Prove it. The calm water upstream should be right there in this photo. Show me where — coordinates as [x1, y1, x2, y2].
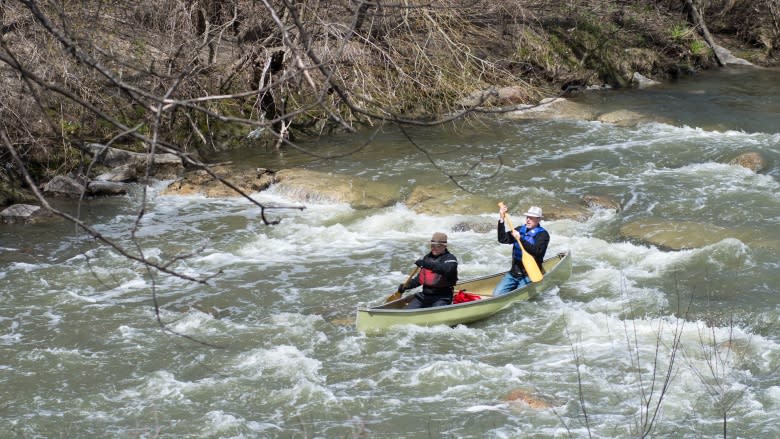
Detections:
[1, 66, 779, 438]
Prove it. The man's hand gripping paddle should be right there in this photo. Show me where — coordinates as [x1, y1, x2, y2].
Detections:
[384, 266, 421, 303]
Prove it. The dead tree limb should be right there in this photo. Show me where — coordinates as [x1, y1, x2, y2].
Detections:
[684, 0, 724, 66]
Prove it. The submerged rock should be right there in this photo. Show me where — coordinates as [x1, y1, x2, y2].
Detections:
[727, 151, 766, 173]
[451, 221, 495, 233]
[503, 388, 556, 409]
[405, 185, 498, 215]
[619, 218, 730, 250]
[505, 97, 598, 121]
[597, 109, 650, 126]
[621, 216, 775, 251]
[162, 165, 276, 197]
[274, 168, 399, 209]
[582, 194, 622, 211]
[543, 204, 592, 222]
[328, 317, 355, 326]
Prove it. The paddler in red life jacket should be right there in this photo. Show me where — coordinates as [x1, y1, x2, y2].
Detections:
[398, 232, 459, 309]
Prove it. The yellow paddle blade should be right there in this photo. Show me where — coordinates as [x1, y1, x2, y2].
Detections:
[522, 251, 544, 282]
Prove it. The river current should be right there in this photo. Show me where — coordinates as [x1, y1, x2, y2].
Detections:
[1, 66, 779, 438]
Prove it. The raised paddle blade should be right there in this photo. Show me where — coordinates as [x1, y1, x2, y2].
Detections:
[498, 202, 544, 282]
[384, 266, 421, 303]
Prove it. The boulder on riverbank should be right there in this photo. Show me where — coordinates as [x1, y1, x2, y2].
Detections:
[85, 144, 183, 180]
[631, 72, 662, 88]
[95, 164, 138, 182]
[0, 204, 54, 224]
[42, 175, 129, 198]
[43, 175, 86, 198]
[87, 181, 128, 196]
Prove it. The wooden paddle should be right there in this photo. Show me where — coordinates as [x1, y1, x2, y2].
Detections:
[384, 266, 421, 303]
[498, 202, 544, 282]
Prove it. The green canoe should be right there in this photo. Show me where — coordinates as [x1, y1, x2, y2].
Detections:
[355, 251, 571, 334]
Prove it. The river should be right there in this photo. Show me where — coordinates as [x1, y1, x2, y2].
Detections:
[1, 66, 778, 438]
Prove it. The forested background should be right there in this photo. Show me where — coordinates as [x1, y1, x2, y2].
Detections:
[1, 0, 778, 205]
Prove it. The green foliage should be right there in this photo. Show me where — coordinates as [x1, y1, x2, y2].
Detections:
[131, 38, 146, 57]
[690, 39, 710, 57]
[60, 119, 80, 137]
[671, 23, 694, 43]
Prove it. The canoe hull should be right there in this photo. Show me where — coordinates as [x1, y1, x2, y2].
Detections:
[355, 251, 571, 334]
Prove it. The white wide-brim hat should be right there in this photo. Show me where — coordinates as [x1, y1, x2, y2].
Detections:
[523, 206, 543, 218]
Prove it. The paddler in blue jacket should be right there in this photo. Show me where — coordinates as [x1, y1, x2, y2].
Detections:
[494, 205, 549, 295]
[398, 232, 458, 308]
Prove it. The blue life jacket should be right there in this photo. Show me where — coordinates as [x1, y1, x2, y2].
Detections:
[512, 225, 547, 261]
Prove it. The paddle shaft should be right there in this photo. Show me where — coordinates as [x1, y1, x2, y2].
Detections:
[401, 266, 421, 289]
[498, 202, 544, 282]
[384, 266, 421, 303]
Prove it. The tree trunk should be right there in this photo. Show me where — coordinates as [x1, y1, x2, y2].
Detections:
[684, 0, 724, 66]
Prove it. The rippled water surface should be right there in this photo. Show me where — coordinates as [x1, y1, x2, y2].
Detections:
[1, 66, 779, 438]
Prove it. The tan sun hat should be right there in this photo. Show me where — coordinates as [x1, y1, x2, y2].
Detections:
[523, 206, 543, 218]
[430, 232, 448, 245]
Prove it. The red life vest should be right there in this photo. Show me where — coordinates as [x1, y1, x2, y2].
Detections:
[418, 267, 450, 289]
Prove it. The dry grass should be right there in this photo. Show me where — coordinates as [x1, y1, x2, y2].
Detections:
[1, 0, 775, 183]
